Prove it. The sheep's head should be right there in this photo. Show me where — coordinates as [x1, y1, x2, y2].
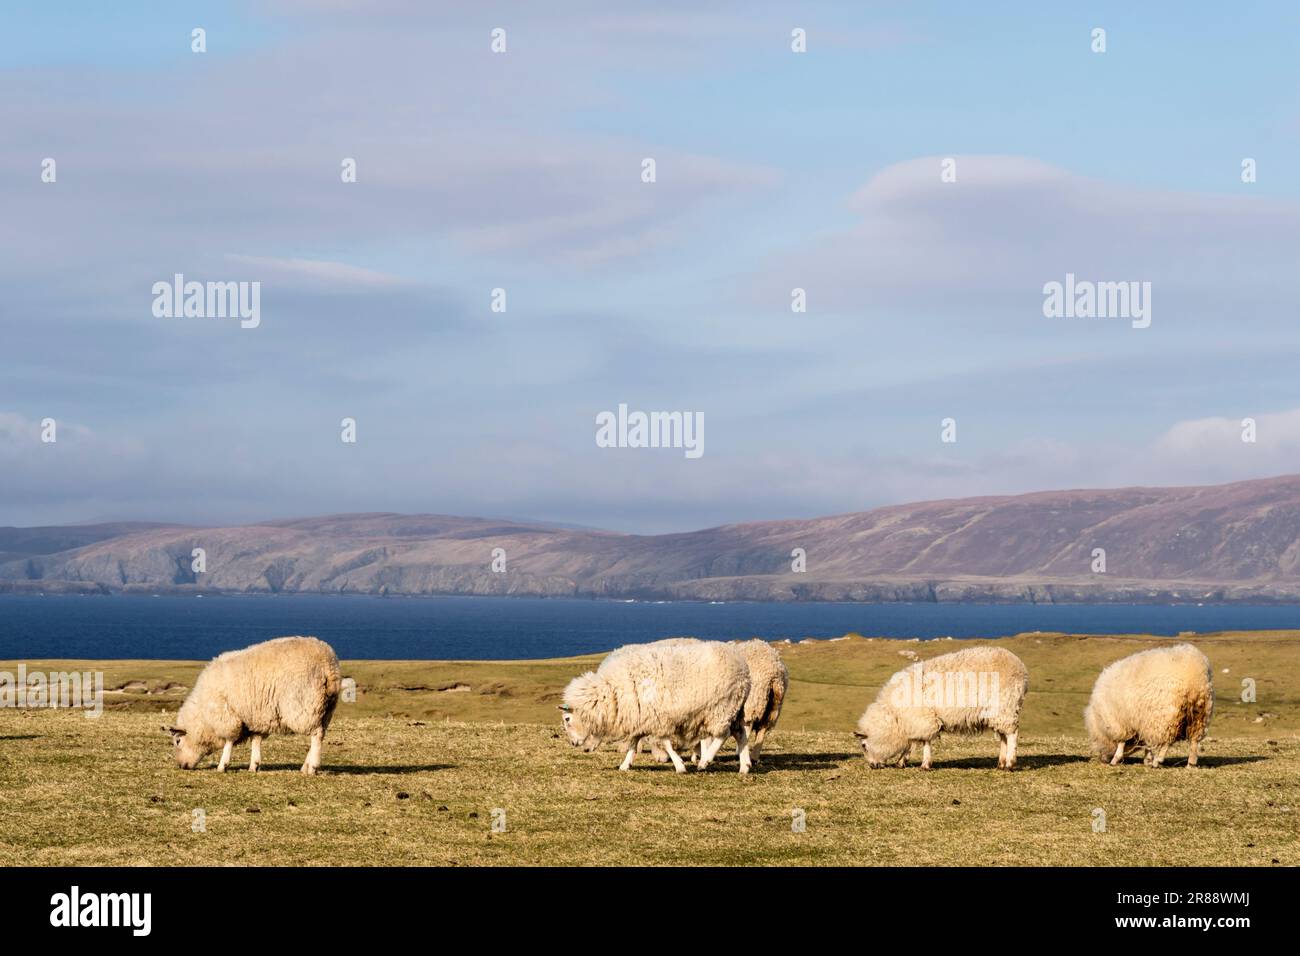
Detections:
[559, 673, 604, 751]
[1082, 705, 1115, 762]
[163, 725, 208, 770]
[558, 705, 600, 751]
[854, 703, 907, 768]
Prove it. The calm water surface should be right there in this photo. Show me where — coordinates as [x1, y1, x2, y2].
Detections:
[0, 594, 1297, 659]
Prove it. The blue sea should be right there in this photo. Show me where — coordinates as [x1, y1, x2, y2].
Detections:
[0, 594, 1297, 660]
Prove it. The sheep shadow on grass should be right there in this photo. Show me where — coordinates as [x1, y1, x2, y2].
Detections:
[995, 753, 1092, 770]
[254, 763, 455, 775]
[1092, 753, 1269, 769]
[873, 754, 1093, 771]
[699, 751, 857, 773]
[1175, 754, 1269, 768]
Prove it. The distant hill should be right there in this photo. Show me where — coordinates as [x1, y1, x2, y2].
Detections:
[7, 476, 1300, 602]
[0, 522, 184, 566]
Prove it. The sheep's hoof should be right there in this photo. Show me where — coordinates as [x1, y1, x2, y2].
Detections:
[301, 764, 317, 776]
[674, 765, 687, 774]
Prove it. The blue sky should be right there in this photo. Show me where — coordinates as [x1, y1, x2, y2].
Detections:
[4, 1, 1300, 532]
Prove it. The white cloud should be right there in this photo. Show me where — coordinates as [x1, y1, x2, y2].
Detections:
[756, 155, 1300, 326]
[1154, 408, 1300, 476]
[223, 255, 412, 289]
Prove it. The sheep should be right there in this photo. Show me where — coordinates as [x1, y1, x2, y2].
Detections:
[163, 636, 342, 775]
[560, 637, 752, 774]
[854, 645, 1029, 770]
[649, 638, 789, 765]
[1083, 643, 1213, 768]
[740, 639, 790, 758]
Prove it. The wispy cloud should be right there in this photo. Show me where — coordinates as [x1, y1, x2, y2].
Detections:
[223, 255, 412, 288]
[753, 155, 1300, 321]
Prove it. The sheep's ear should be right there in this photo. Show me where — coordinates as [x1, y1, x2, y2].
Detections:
[557, 704, 571, 712]
[162, 725, 185, 737]
[852, 731, 867, 739]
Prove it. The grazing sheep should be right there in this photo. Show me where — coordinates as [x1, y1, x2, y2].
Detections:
[1084, 643, 1213, 768]
[854, 646, 1029, 770]
[560, 638, 752, 774]
[649, 638, 789, 765]
[163, 636, 342, 775]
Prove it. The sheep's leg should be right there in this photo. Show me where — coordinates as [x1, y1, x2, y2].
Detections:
[735, 725, 752, 775]
[216, 739, 233, 773]
[1187, 738, 1199, 768]
[661, 740, 688, 774]
[756, 693, 783, 759]
[649, 739, 670, 764]
[749, 725, 765, 762]
[618, 742, 638, 771]
[920, 741, 933, 771]
[696, 736, 725, 770]
[1109, 741, 1126, 766]
[1003, 731, 1018, 771]
[1149, 743, 1169, 768]
[301, 728, 323, 775]
[248, 735, 262, 773]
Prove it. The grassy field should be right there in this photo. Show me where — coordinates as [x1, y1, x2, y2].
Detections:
[1, 631, 1297, 866]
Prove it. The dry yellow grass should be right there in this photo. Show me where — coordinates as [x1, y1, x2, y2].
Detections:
[1, 631, 1296, 865]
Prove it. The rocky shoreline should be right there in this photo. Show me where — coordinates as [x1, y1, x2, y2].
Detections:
[6, 575, 1300, 605]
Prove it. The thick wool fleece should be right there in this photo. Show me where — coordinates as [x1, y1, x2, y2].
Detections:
[737, 639, 788, 750]
[649, 639, 789, 761]
[855, 645, 1029, 768]
[176, 636, 342, 752]
[563, 638, 750, 750]
[1083, 643, 1213, 766]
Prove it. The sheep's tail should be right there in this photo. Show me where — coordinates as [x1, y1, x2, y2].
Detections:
[1178, 683, 1214, 743]
[319, 662, 343, 732]
[752, 674, 787, 748]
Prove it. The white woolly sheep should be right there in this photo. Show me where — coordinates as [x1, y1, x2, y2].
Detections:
[854, 645, 1029, 770]
[164, 636, 342, 775]
[1083, 643, 1213, 768]
[650, 638, 789, 765]
[560, 638, 752, 774]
